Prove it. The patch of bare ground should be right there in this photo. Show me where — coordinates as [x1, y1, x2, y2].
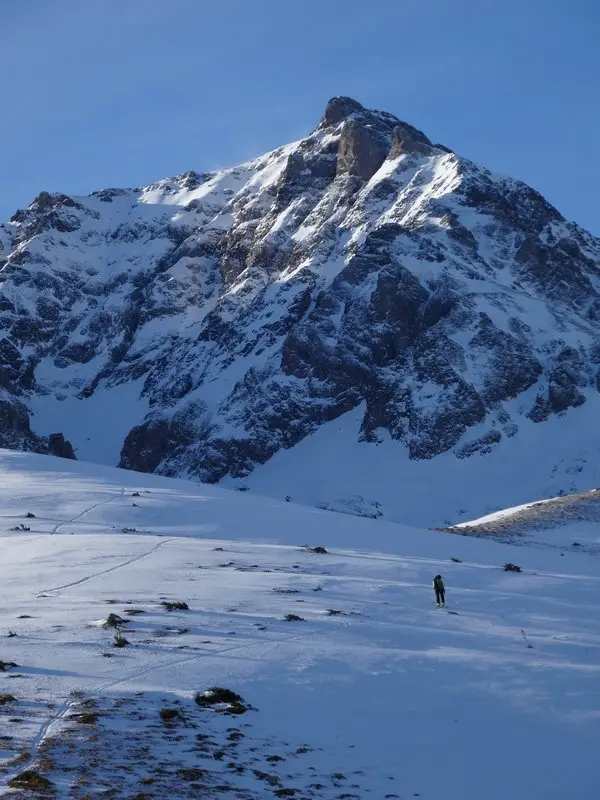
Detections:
[436, 488, 600, 550]
[23, 691, 385, 798]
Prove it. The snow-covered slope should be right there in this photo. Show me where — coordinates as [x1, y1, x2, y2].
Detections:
[223, 397, 600, 527]
[2, 96, 600, 524]
[0, 450, 599, 798]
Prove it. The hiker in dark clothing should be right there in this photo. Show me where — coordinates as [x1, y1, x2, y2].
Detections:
[433, 574, 445, 607]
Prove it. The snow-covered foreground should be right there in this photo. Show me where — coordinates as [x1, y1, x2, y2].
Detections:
[0, 451, 599, 798]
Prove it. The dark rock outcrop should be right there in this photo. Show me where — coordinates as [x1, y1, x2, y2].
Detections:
[0, 395, 46, 453]
[47, 433, 76, 460]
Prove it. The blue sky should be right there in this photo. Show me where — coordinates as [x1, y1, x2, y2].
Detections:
[1, 0, 598, 233]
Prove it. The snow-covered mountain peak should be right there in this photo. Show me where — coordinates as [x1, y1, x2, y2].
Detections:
[1, 99, 600, 526]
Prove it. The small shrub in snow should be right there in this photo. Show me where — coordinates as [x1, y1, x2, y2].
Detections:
[0, 694, 16, 705]
[132, 492, 140, 497]
[122, 527, 137, 533]
[25, 512, 36, 519]
[162, 600, 189, 612]
[76, 712, 99, 724]
[503, 563, 522, 572]
[0, 660, 18, 671]
[10, 524, 30, 532]
[195, 687, 248, 715]
[284, 614, 305, 622]
[159, 707, 181, 723]
[8, 771, 53, 792]
[451, 557, 463, 563]
[196, 687, 241, 705]
[253, 769, 280, 786]
[7, 631, 17, 638]
[306, 545, 328, 554]
[178, 768, 205, 781]
[104, 613, 126, 628]
[113, 633, 130, 648]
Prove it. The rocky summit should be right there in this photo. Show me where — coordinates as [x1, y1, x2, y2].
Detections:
[1, 97, 600, 524]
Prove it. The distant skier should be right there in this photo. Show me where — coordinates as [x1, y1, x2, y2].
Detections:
[433, 574, 445, 607]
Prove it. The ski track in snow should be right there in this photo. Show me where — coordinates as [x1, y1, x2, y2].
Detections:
[51, 491, 121, 534]
[37, 538, 172, 595]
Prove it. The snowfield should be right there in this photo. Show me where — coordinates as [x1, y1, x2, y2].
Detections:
[0, 450, 599, 798]
[223, 399, 600, 528]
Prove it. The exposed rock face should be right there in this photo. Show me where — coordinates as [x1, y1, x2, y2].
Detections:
[337, 119, 390, 181]
[47, 433, 76, 460]
[389, 124, 436, 158]
[0, 395, 40, 451]
[0, 97, 600, 493]
[0, 393, 74, 459]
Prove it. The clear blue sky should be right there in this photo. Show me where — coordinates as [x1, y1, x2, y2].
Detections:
[1, 0, 598, 234]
